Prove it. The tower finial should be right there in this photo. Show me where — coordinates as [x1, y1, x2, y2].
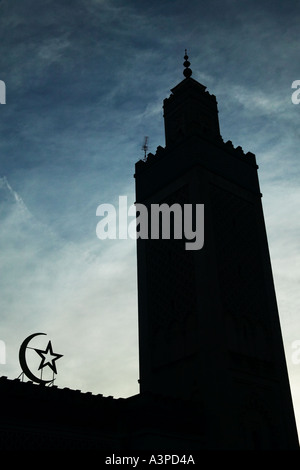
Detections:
[183, 49, 192, 78]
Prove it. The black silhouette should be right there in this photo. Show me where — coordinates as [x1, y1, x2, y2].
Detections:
[0, 52, 298, 451]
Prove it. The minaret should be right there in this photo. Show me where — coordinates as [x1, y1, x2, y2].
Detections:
[134, 52, 299, 449]
[163, 50, 221, 148]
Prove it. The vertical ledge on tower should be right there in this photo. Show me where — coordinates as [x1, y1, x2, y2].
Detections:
[163, 50, 221, 148]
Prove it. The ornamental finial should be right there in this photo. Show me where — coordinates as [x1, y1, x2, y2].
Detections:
[183, 49, 192, 78]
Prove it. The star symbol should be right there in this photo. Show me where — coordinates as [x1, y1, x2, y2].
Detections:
[34, 340, 63, 375]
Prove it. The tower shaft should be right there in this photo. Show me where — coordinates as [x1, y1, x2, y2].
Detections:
[134, 55, 298, 449]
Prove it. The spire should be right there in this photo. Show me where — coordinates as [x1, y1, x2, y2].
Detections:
[183, 49, 192, 78]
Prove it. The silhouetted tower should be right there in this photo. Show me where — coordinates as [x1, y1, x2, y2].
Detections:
[134, 52, 299, 449]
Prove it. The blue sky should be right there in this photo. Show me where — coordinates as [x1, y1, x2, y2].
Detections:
[0, 0, 299, 435]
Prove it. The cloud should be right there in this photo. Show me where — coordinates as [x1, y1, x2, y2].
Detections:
[0, 0, 299, 435]
[0, 177, 139, 397]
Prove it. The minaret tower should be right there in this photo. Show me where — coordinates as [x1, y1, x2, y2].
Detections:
[134, 52, 298, 449]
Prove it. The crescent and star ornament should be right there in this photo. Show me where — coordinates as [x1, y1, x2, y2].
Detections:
[19, 332, 63, 384]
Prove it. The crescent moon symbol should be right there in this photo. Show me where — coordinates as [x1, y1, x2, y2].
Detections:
[19, 333, 53, 384]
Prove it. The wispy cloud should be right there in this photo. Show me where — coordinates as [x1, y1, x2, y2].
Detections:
[0, 0, 299, 433]
[0, 177, 138, 397]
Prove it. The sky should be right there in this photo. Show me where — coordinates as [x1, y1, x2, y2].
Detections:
[0, 0, 299, 436]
